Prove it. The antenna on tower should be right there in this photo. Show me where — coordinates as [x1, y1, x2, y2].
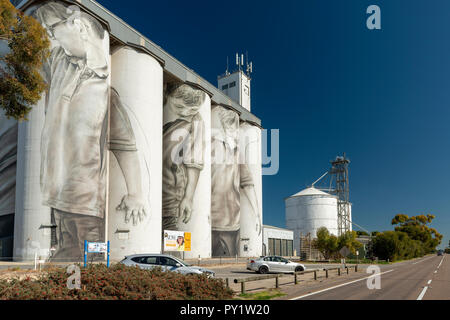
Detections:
[226, 56, 230, 75]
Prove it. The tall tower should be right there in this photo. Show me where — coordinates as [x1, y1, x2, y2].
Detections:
[218, 53, 253, 112]
[329, 154, 352, 236]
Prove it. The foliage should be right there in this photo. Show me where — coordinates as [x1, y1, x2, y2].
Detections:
[0, 0, 50, 120]
[371, 214, 442, 262]
[392, 214, 443, 254]
[238, 290, 286, 300]
[445, 248, 450, 255]
[315, 227, 362, 260]
[356, 231, 369, 237]
[0, 264, 233, 300]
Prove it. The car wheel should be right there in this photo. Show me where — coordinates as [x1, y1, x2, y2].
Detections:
[295, 266, 304, 272]
[259, 266, 269, 274]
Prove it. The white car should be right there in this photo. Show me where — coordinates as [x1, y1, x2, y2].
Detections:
[120, 254, 215, 277]
[247, 256, 306, 274]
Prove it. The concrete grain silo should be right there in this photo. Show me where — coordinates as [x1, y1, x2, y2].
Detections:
[285, 187, 338, 256]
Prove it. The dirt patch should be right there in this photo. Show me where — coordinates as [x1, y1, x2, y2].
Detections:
[0, 269, 42, 282]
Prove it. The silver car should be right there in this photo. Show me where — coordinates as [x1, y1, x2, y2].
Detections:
[247, 256, 306, 274]
[120, 254, 215, 277]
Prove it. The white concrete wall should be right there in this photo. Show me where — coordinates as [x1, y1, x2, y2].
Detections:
[108, 46, 163, 260]
[13, 98, 52, 261]
[183, 95, 211, 259]
[239, 122, 262, 257]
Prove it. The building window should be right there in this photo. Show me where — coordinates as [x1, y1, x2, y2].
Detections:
[222, 84, 228, 90]
[229, 81, 236, 88]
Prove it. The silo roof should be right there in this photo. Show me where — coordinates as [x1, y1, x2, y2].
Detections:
[288, 187, 334, 198]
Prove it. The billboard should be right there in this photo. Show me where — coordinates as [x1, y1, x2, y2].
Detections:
[164, 231, 191, 252]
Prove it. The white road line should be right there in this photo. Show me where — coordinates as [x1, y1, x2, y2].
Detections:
[427, 280, 432, 285]
[290, 269, 395, 300]
[438, 256, 444, 268]
[412, 256, 434, 265]
[417, 286, 429, 300]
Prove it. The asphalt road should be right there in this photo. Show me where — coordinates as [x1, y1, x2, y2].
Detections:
[284, 254, 448, 300]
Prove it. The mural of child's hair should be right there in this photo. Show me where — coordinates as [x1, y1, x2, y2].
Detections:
[164, 82, 206, 107]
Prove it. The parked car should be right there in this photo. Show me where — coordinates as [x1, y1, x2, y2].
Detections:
[120, 254, 215, 277]
[247, 256, 306, 274]
[437, 250, 444, 256]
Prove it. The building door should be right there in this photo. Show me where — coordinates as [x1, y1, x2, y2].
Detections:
[0, 214, 14, 261]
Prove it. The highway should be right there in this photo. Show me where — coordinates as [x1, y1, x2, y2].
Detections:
[285, 255, 449, 300]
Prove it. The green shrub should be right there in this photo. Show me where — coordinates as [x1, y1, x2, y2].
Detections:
[0, 264, 233, 300]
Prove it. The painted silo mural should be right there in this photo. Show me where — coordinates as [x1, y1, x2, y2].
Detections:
[6, 0, 263, 262]
[162, 82, 212, 258]
[18, 1, 111, 261]
[108, 46, 163, 260]
[211, 105, 260, 257]
[239, 122, 263, 257]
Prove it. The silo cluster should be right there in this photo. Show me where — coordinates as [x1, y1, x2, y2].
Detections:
[0, 0, 263, 262]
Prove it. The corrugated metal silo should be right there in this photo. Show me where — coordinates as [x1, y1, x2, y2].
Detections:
[285, 187, 338, 256]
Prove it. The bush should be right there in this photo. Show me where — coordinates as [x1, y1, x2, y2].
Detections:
[371, 231, 426, 262]
[0, 264, 233, 300]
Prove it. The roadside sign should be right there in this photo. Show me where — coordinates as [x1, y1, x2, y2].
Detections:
[340, 246, 351, 257]
[84, 241, 110, 268]
[87, 242, 108, 253]
[164, 230, 191, 252]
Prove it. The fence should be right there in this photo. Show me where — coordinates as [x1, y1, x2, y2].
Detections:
[232, 265, 359, 294]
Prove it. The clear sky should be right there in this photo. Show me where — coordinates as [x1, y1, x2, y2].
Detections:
[97, 0, 450, 249]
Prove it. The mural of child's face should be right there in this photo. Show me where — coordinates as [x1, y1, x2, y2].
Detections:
[219, 109, 239, 139]
[166, 85, 205, 118]
[52, 16, 87, 58]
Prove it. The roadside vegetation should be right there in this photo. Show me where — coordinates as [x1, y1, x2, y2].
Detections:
[314, 214, 442, 263]
[370, 214, 442, 262]
[0, 264, 233, 300]
[237, 289, 286, 300]
[314, 228, 362, 260]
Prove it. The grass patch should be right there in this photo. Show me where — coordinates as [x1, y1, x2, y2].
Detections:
[237, 289, 286, 300]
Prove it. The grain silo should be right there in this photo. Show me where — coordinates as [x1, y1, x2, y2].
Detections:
[285, 187, 338, 257]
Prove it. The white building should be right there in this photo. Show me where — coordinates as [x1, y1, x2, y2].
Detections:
[263, 225, 294, 257]
[218, 69, 252, 112]
[0, 0, 263, 262]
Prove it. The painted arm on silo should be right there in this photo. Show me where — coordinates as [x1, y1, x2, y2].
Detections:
[180, 115, 204, 225]
[240, 164, 261, 236]
[110, 88, 146, 226]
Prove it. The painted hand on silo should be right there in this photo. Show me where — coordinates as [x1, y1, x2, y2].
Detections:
[117, 194, 147, 226]
[179, 197, 193, 225]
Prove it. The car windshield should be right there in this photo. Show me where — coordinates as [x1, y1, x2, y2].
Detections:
[173, 257, 189, 267]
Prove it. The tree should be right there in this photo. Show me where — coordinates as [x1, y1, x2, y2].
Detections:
[0, 0, 50, 120]
[315, 227, 339, 260]
[392, 214, 443, 254]
[356, 231, 369, 237]
[338, 230, 363, 256]
[315, 227, 362, 260]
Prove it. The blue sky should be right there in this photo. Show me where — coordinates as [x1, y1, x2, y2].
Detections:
[97, 0, 450, 249]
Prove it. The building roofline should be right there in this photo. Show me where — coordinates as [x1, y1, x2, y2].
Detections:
[263, 225, 293, 232]
[17, 0, 261, 125]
